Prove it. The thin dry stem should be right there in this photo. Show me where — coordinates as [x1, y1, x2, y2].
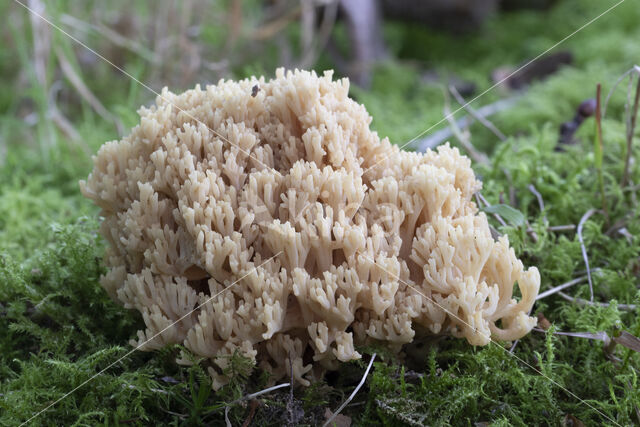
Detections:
[442, 87, 489, 164]
[602, 65, 640, 118]
[449, 84, 506, 141]
[225, 382, 291, 426]
[548, 224, 576, 232]
[557, 291, 637, 311]
[323, 353, 376, 427]
[54, 46, 124, 135]
[622, 74, 640, 187]
[476, 193, 507, 227]
[417, 97, 518, 152]
[536, 275, 588, 301]
[59, 14, 159, 64]
[577, 209, 601, 302]
[528, 184, 548, 225]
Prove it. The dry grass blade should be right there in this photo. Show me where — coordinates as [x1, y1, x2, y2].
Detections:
[622, 73, 640, 187]
[28, 0, 50, 87]
[613, 331, 640, 353]
[251, 6, 301, 41]
[577, 208, 601, 302]
[536, 275, 588, 301]
[224, 382, 290, 426]
[241, 400, 260, 427]
[300, 0, 338, 68]
[533, 327, 609, 341]
[54, 46, 124, 135]
[442, 87, 490, 164]
[556, 291, 637, 311]
[533, 328, 640, 355]
[323, 353, 376, 427]
[59, 13, 159, 64]
[602, 65, 640, 118]
[47, 80, 82, 144]
[548, 224, 576, 232]
[416, 97, 518, 152]
[475, 193, 507, 227]
[449, 84, 506, 141]
[27, 0, 54, 149]
[528, 184, 548, 225]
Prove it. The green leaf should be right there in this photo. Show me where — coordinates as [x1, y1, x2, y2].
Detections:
[480, 204, 526, 227]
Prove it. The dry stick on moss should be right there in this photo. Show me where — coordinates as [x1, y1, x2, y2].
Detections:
[594, 84, 609, 222]
[416, 97, 519, 152]
[323, 353, 377, 427]
[536, 275, 589, 301]
[503, 168, 517, 207]
[54, 46, 124, 136]
[474, 193, 503, 241]
[299, 0, 338, 68]
[577, 208, 601, 302]
[532, 327, 610, 341]
[528, 184, 548, 225]
[475, 193, 506, 226]
[556, 291, 637, 311]
[28, 0, 55, 149]
[59, 13, 160, 64]
[251, 5, 301, 40]
[548, 224, 576, 232]
[603, 65, 640, 118]
[241, 400, 260, 427]
[286, 356, 296, 425]
[622, 73, 640, 188]
[47, 81, 82, 145]
[224, 382, 291, 427]
[449, 85, 506, 141]
[442, 88, 490, 165]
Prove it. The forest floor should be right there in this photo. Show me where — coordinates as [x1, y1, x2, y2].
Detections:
[1, 0, 640, 425]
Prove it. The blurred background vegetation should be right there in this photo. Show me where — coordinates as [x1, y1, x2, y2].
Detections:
[1, 0, 640, 425]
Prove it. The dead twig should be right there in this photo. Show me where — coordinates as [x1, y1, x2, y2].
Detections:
[416, 96, 519, 152]
[556, 291, 637, 311]
[528, 184, 548, 225]
[533, 327, 609, 342]
[300, 0, 338, 68]
[548, 224, 576, 232]
[47, 80, 83, 145]
[449, 84, 506, 141]
[241, 400, 260, 427]
[536, 275, 588, 301]
[54, 46, 124, 135]
[224, 382, 291, 427]
[602, 65, 640, 118]
[250, 6, 301, 41]
[622, 73, 640, 188]
[59, 13, 159, 64]
[28, 0, 50, 88]
[475, 193, 507, 229]
[533, 327, 640, 354]
[28, 0, 55, 149]
[442, 88, 489, 165]
[323, 353, 376, 427]
[577, 209, 601, 302]
[502, 168, 517, 207]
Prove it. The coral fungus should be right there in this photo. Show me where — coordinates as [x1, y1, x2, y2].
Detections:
[81, 68, 539, 387]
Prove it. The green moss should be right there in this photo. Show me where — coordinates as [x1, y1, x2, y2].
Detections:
[2, 0, 640, 424]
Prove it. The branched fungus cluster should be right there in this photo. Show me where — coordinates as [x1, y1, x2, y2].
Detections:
[81, 69, 539, 387]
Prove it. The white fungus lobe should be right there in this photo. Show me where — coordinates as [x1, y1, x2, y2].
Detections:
[81, 68, 539, 388]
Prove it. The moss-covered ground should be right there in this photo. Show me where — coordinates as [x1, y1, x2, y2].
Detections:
[1, 0, 640, 425]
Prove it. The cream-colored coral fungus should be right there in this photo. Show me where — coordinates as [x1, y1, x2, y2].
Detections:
[81, 68, 539, 388]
